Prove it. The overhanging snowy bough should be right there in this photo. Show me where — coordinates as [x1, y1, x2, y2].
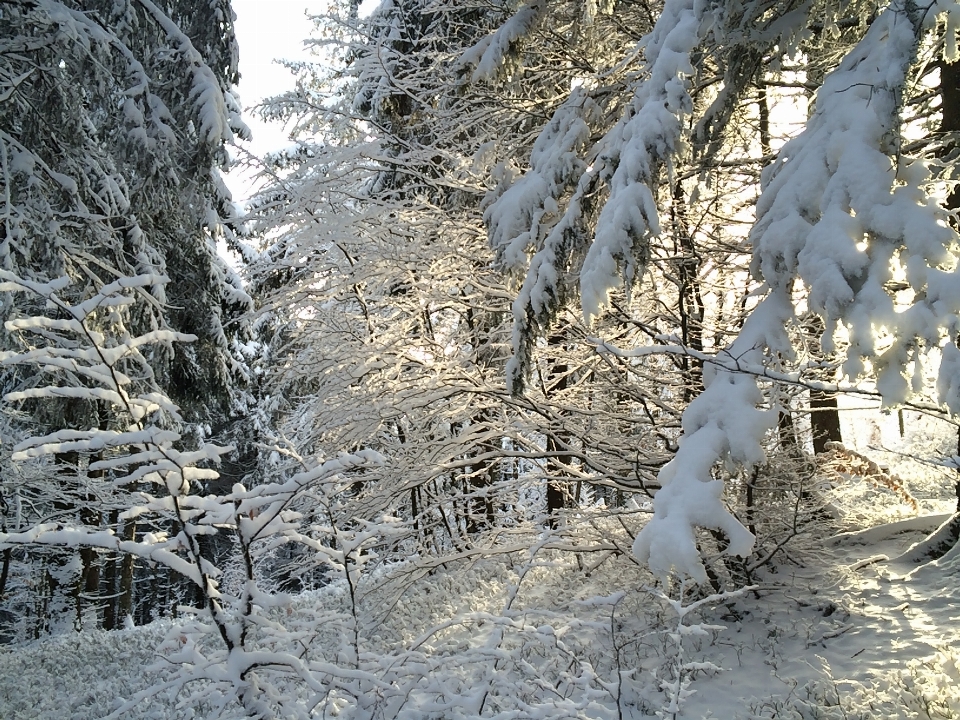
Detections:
[484, 0, 960, 582]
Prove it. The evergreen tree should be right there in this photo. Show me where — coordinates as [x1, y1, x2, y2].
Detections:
[0, 0, 251, 634]
[477, 0, 960, 582]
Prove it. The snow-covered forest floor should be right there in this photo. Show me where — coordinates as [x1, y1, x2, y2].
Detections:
[2, 411, 958, 720]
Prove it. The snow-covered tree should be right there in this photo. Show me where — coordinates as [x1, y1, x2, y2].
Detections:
[0, 0, 252, 633]
[251, 0, 771, 580]
[251, 0, 541, 548]
[479, 0, 960, 583]
[0, 0, 252, 423]
[0, 271, 398, 717]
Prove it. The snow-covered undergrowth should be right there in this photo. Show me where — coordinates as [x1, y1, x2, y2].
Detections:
[3, 445, 960, 720]
[0, 621, 174, 719]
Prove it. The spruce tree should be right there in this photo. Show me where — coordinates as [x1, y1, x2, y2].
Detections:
[0, 0, 251, 633]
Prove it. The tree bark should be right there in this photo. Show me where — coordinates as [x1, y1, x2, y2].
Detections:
[671, 182, 705, 402]
[0, 489, 10, 599]
[544, 345, 571, 527]
[118, 519, 136, 623]
[941, 58, 960, 210]
[810, 391, 843, 455]
[102, 509, 120, 630]
[943, 58, 960, 513]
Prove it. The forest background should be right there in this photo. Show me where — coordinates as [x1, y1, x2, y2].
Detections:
[3, 0, 960, 718]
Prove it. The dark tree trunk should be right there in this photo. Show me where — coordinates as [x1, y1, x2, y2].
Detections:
[0, 548, 9, 601]
[777, 405, 802, 457]
[811, 391, 843, 455]
[545, 434, 568, 528]
[466, 464, 496, 534]
[463, 415, 496, 536]
[118, 519, 136, 623]
[941, 58, 960, 210]
[102, 509, 120, 630]
[671, 182, 705, 402]
[943, 58, 960, 514]
[0, 489, 10, 599]
[802, 312, 842, 454]
[544, 346, 571, 527]
[78, 502, 102, 628]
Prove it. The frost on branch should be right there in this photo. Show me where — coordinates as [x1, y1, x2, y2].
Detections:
[1, 269, 399, 716]
[579, 0, 700, 323]
[486, 91, 597, 274]
[485, 92, 601, 392]
[0, 272, 226, 499]
[750, 1, 957, 401]
[0, 0, 252, 428]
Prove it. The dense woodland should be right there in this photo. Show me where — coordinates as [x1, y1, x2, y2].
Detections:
[3, 0, 960, 717]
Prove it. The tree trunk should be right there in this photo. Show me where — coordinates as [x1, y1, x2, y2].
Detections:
[465, 461, 496, 534]
[803, 313, 842, 454]
[0, 548, 9, 601]
[810, 391, 843, 455]
[543, 345, 572, 527]
[777, 404, 802, 457]
[0, 489, 10, 599]
[118, 519, 136, 623]
[102, 510, 120, 630]
[545, 434, 568, 528]
[943, 58, 960, 514]
[77, 504, 102, 628]
[941, 58, 960, 211]
[671, 182, 704, 402]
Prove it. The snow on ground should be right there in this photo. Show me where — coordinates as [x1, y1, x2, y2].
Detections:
[1, 449, 959, 719]
[680, 514, 960, 719]
[0, 621, 175, 719]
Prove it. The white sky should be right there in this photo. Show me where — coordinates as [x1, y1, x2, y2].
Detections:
[227, 0, 315, 199]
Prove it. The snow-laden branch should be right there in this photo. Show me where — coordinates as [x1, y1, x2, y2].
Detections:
[486, 90, 596, 274]
[633, 0, 958, 583]
[0, 524, 203, 586]
[132, 0, 241, 144]
[592, 336, 960, 419]
[633, 293, 793, 583]
[750, 1, 956, 401]
[458, 0, 547, 83]
[482, 0, 706, 392]
[580, 0, 701, 322]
